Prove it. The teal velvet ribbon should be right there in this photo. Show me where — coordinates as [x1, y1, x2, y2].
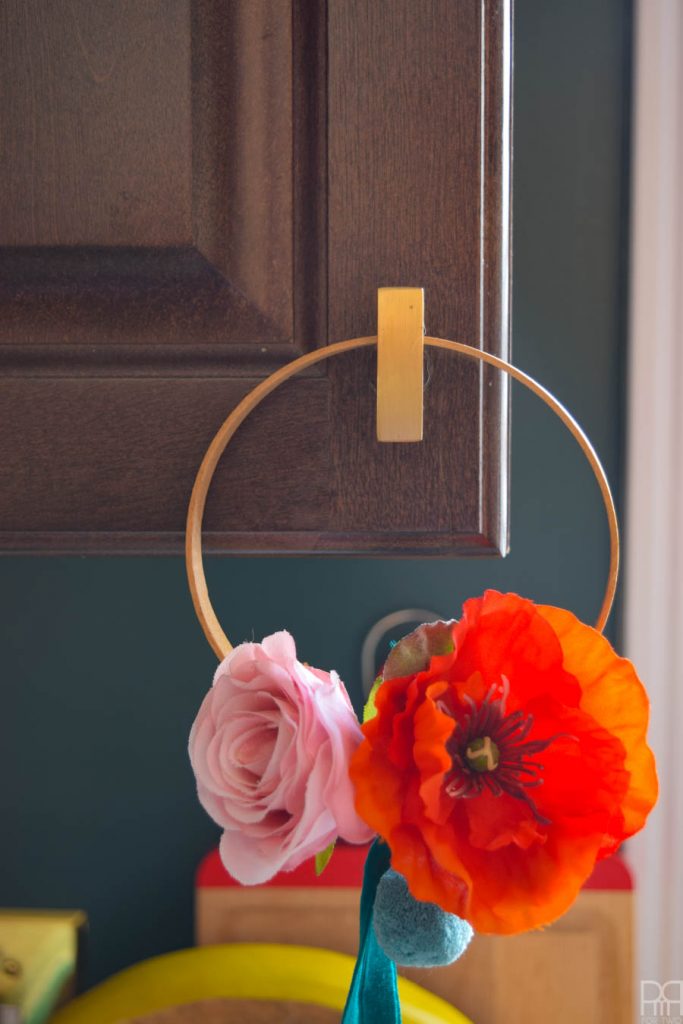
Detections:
[341, 839, 401, 1024]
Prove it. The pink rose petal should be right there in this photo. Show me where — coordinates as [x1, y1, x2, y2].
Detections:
[189, 631, 373, 883]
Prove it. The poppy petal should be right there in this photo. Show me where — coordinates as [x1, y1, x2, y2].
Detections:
[451, 591, 581, 709]
[538, 605, 658, 843]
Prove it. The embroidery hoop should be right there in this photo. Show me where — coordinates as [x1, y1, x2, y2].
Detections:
[185, 336, 619, 659]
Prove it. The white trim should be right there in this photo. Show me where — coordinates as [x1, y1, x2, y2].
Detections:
[625, 0, 683, 997]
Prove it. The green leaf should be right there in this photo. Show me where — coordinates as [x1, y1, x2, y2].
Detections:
[363, 675, 383, 723]
[315, 840, 336, 876]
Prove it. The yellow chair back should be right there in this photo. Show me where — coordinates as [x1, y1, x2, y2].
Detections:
[51, 943, 472, 1024]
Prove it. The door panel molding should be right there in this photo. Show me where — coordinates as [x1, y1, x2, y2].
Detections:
[0, 0, 511, 555]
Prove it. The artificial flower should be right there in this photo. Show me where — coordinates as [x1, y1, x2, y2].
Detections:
[189, 631, 372, 884]
[350, 590, 658, 934]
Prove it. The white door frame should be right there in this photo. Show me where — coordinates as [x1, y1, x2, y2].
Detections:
[625, 0, 683, 998]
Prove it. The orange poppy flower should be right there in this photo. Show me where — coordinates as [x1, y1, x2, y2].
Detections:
[350, 591, 657, 934]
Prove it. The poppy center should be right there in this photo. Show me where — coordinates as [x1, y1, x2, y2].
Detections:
[439, 677, 570, 826]
[465, 736, 500, 772]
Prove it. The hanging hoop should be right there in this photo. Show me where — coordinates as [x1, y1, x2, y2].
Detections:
[186, 338, 620, 659]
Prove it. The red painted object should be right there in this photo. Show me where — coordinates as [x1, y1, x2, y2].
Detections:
[196, 842, 632, 892]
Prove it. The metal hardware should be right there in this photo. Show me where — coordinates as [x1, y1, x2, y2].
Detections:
[376, 287, 425, 442]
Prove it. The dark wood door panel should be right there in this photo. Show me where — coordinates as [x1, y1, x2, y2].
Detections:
[0, 0, 511, 555]
[327, 0, 510, 548]
[2, 1, 193, 249]
[0, 377, 331, 544]
[0, 0, 311, 357]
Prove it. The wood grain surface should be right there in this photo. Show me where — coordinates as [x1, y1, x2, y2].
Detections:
[196, 888, 633, 1024]
[0, 0, 511, 553]
[120, 998, 339, 1024]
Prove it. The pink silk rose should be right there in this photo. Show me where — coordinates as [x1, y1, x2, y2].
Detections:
[189, 631, 373, 884]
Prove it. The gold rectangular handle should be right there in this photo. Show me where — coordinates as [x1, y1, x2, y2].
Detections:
[376, 287, 425, 442]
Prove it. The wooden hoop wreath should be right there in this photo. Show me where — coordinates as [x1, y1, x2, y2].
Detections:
[186, 338, 620, 660]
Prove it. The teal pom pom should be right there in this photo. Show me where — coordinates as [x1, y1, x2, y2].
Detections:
[373, 869, 473, 968]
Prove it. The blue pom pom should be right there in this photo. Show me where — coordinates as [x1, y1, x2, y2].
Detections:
[373, 869, 473, 968]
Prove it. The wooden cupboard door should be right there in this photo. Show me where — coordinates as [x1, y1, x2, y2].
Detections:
[0, 0, 511, 555]
[197, 888, 633, 1024]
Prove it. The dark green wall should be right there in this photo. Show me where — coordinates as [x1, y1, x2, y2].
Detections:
[1, 0, 632, 988]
